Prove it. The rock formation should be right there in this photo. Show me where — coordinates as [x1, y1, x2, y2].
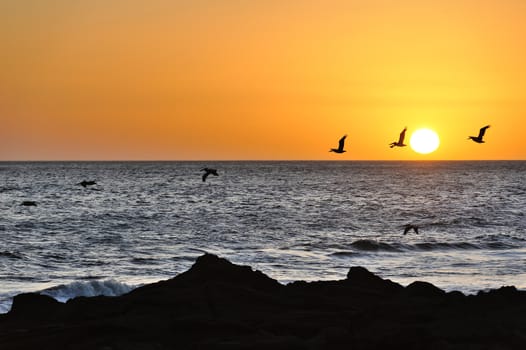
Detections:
[1, 254, 525, 349]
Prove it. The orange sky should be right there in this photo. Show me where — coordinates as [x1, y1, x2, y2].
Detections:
[1, 0, 525, 160]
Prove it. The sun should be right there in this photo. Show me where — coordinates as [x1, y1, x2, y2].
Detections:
[409, 128, 440, 154]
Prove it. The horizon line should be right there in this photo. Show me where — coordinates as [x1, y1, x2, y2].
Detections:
[1, 159, 524, 163]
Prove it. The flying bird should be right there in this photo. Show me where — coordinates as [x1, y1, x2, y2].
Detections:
[201, 168, 218, 182]
[329, 135, 347, 153]
[389, 127, 407, 148]
[20, 201, 37, 207]
[403, 224, 419, 235]
[468, 125, 490, 143]
[78, 180, 97, 188]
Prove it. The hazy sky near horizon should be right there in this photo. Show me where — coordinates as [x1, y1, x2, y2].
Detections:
[1, 0, 525, 160]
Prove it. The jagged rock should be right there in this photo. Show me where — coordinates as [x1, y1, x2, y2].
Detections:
[404, 281, 446, 298]
[477, 285, 520, 299]
[346, 266, 403, 295]
[1, 254, 525, 350]
[8, 293, 61, 320]
[175, 253, 283, 291]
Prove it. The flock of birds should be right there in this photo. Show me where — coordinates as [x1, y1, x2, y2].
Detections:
[330, 124, 491, 154]
[18, 125, 491, 235]
[328, 124, 491, 234]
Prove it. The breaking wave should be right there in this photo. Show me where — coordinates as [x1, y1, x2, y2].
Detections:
[0, 279, 138, 314]
[40, 279, 136, 303]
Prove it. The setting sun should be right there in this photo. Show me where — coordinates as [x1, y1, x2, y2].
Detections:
[410, 129, 440, 154]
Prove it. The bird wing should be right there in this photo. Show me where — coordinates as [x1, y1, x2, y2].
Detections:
[403, 226, 411, 235]
[398, 128, 407, 144]
[338, 135, 347, 151]
[414, 226, 419, 234]
[202, 172, 209, 182]
[478, 125, 490, 138]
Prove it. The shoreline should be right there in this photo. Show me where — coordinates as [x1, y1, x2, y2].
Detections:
[1, 254, 525, 349]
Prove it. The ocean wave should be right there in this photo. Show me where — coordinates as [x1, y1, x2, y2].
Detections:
[0, 251, 24, 260]
[0, 280, 137, 315]
[483, 242, 519, 250]
[345, 239, 519, 253]
[350, 240, 404, 252]
[0, 297, 13, 314]
[40, 279, 136, 303]
[414, 242, 479, 250]
[330, 251, 363, 257]
[475, 234, 526, 243]
[0, 186, 19, 192]
[415, 241, 518, 251]
[131, 257, 158, 265]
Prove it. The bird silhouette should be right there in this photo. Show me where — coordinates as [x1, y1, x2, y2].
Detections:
[389, 127, 407, 148]
[403, 224, 419, 235]
[201, 168, 218, 182]
[329, 135, 347, 153]
[78, 180, 97, 188]
[20, 201, 37, 207]
[468, 125, 490, 143]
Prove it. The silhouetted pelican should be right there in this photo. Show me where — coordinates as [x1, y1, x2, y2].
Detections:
[20, 201, 37, 207]
[201, 168, 218, 182]
[329, 135, 347, 153]
[403, 224, 419, 235]
[78, 180, 97, 188]
[468, 125, 490, 143]
[389, 127, 407, 148]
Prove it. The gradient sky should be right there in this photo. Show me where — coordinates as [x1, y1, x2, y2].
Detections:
[1, 0, 525, 160]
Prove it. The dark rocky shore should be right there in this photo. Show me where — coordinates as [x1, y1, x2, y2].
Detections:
[1, 254, 525, 349]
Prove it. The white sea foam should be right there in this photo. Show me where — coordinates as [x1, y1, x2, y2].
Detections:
[40, 279, 136, 303]
[0, 280, 137, 314]
[0, 297, 13, 314]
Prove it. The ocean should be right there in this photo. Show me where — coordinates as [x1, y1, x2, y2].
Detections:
[1, 161, 525, 313]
